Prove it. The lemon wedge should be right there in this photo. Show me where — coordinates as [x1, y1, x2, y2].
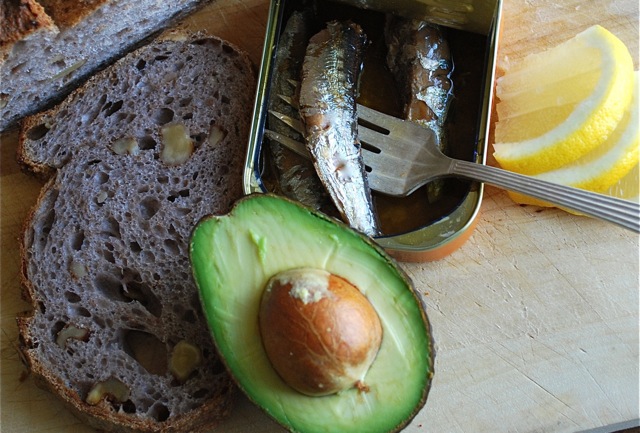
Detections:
[508, 71, 639, 207]
[493, 25, 635, 175]
[604, 163, 639, 202]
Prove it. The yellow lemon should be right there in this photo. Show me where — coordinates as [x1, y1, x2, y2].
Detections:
[508, 71, 639, 207]
[493, 25, 635, 175]
[604, 163, 639, 203]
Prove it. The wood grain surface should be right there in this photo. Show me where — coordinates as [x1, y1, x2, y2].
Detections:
[1, 0, 638, 432]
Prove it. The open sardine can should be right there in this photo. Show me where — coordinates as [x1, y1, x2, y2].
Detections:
[244, 0, 503, 262]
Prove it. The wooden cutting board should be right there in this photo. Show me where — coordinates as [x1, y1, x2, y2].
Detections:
[1, 0, 638, 432]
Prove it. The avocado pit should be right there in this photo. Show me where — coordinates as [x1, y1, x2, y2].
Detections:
[258, 268, 382, 396]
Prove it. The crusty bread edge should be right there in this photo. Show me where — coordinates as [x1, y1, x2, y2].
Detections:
[15, 29, 256, 433]
[38, 0, 112, 29]
[0, 0, 57, 57]
[16, 111, 59, 179]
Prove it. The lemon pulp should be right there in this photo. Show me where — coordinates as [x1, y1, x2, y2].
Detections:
[493, 25, 635, 175]
[508, 72, 639, 207]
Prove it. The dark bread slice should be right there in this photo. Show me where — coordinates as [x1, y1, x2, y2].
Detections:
[17, 31, 256, 433]
[0, 0, 214, 131]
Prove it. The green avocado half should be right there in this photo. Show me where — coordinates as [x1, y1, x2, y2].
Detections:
[190, 194, 434, 433]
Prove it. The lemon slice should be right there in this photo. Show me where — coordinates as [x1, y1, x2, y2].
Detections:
[508, 72, 639, 207]
[493, 25, 635, 175]
[604, 163, 639, 202]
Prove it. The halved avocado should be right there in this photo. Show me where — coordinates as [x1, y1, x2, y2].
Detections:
[190, 194, 434, 433]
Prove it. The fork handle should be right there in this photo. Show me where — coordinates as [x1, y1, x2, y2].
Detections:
[450, 159, 640, 233]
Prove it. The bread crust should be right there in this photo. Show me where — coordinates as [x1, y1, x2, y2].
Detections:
[0, 0, 56, 54]
[38, 0, 111, 28]
[17, 110, 58, 178]
[17, 31, 256, 433]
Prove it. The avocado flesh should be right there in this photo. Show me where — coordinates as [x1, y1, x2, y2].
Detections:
[190, 195, 434, 433]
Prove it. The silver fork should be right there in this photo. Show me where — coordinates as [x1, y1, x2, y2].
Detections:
[265, 101, 640, 233]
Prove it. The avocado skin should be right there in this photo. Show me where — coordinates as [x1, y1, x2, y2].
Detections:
[190, 194, 435, 433]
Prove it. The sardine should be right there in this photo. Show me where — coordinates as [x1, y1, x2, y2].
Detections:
[267, 10, 335, 214]
[385, 16, 453, 203]
[385, 16, 453, 135]
[299, 21, 380, 237]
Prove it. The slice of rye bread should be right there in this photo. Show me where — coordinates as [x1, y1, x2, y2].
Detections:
[0, 0, 214, 131]
[16, 31, 256, 433]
